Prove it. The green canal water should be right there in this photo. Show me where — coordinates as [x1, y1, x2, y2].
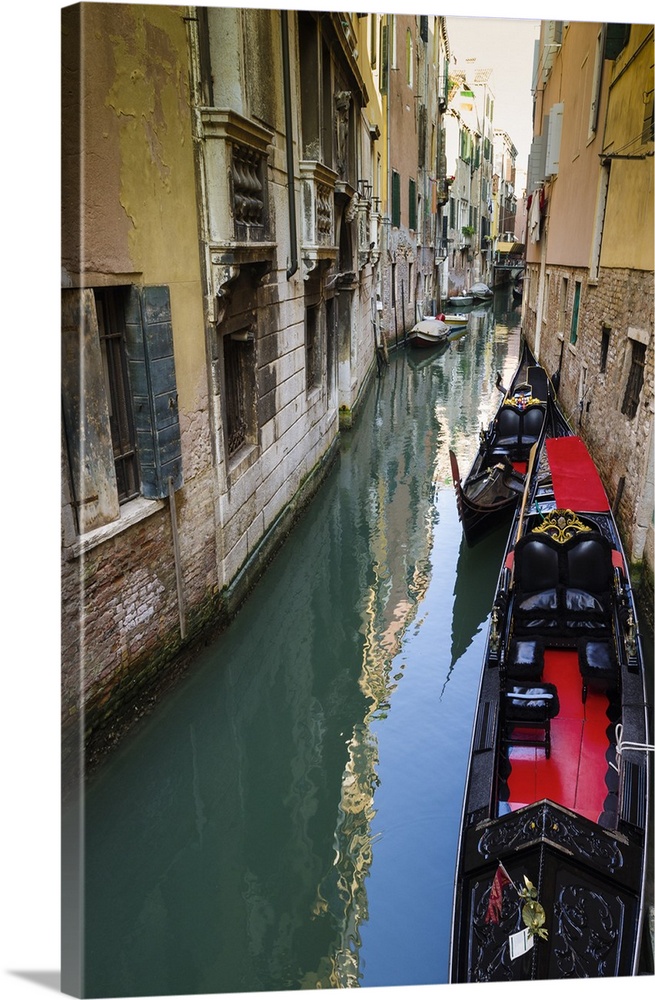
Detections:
[80, 293, 533, 996]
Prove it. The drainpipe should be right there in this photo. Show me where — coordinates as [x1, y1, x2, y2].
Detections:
[281, 10, 298, 279]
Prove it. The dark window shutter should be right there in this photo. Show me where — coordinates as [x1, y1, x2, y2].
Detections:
[124, 285, 183, 498]
[605, 24, 630, 60]
[392, 170, 401, 227]
[408, 178, 416, 230]
[420, 16, 428, 44]
[380, 24, 388, 94]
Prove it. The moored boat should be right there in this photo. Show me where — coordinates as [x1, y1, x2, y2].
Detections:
[449, 293, 474, 307]
[442, 312, 469, 326]
[471, 281, 493, 301]
[449, 341, 563, 545]
[407, 316, 449, 349]
[449, 433, 651, 982]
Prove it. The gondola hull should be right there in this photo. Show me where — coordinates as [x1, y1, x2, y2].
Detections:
[450, 341, 565, 546]
[449, 431, 650, 982]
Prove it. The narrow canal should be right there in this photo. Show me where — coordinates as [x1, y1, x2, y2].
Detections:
[81, 292, 532, 996]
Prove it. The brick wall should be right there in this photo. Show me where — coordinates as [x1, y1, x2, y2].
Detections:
[523, 263, 654, 583]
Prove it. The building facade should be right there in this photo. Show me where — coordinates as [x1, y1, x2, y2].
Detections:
[523, 20, 653, 588]
[63, 5, 432, 766]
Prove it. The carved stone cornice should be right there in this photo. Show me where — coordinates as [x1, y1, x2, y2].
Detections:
[200, 108, 274, 153]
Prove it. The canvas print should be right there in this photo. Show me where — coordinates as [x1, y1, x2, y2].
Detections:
[60, 3, 654, 997]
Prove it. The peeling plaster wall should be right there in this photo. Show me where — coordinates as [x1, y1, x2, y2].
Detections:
[61, 4, 218, 759]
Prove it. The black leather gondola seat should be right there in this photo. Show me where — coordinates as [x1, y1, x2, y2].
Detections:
[513, 529, 613, 634]
[493, 402, 545, 461]
[495, 406, 521, 450]
[521, 405, 545, 448]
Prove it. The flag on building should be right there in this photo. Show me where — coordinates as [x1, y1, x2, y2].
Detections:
[484, 863, 511, 924]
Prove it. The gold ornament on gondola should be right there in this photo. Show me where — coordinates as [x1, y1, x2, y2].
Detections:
[518, 876, 549, 940]
[532, 508, 592, 544]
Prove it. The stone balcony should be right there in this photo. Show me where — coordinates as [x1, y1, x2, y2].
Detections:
[299, 160, 339, 279]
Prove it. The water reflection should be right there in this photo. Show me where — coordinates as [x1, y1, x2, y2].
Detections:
[81, 290, 523, 996]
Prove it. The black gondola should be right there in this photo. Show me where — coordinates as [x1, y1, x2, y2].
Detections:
[449, 342, 564, 545]
[449, 427, 651, 982]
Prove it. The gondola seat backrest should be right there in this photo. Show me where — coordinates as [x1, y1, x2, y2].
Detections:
[494, 398, 546, 458]
[521, 405, 546, 447]
[513, 528, 613, 632]
[495, 406, 521, 447]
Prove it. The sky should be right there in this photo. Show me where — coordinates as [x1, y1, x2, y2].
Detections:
[445, 16, 541, 175]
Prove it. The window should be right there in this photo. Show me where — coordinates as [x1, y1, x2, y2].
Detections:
[370, 13, 377, 69]
[298, 13, 333, 167]
[590, 161, 610, 280]
[392, 169, 401, 227]
[600, 325, 610, 373]
[559, 276, 568, 332]
[61, 284, 183, 535]
[380, 23, 388, 93]
[570, 281, 581, 344]
[95, 288, 139, 503]
[408, 178, 417, 230]
[305, 302, 322, 390]
[223, 330, 256, 455]
[621, 340, 646, 419]
[406, 29, 413, 87]
[588, 28, 604, 139]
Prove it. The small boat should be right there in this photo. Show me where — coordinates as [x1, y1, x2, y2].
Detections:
[449, 342, 563, 545]
[449, 431, 651, 982]
[441, 313, 469, 327]
[407, 317, 449, 349]
[449, 294, 474, 307]
[471, 281, 493, 301]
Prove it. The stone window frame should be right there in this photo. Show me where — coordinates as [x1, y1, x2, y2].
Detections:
[621, 329, 649, 420]
[62, 284, 181, 555]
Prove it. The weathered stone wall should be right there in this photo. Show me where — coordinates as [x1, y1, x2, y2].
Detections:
[523, 262, 654, 583]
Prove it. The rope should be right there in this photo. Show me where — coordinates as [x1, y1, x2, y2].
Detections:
[608, 722, 655, 772]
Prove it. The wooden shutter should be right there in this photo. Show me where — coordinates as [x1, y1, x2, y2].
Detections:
[409, 178, 416, 230]
[61, 287, 121, 532]
[392, 170, 401, 227]
[124, 286, 183, 498]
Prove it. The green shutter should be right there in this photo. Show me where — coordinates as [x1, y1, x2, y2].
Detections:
[124, 285, 183, 498]
[570, 283, 581, 345]
[392, 170, 401, 227]
[409, 178, 416, 230]
[380, 25, 388, 94]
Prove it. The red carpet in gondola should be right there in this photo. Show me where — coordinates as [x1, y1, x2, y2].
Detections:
[546, 436, 610, 512]
[503, 649, 610, 823]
